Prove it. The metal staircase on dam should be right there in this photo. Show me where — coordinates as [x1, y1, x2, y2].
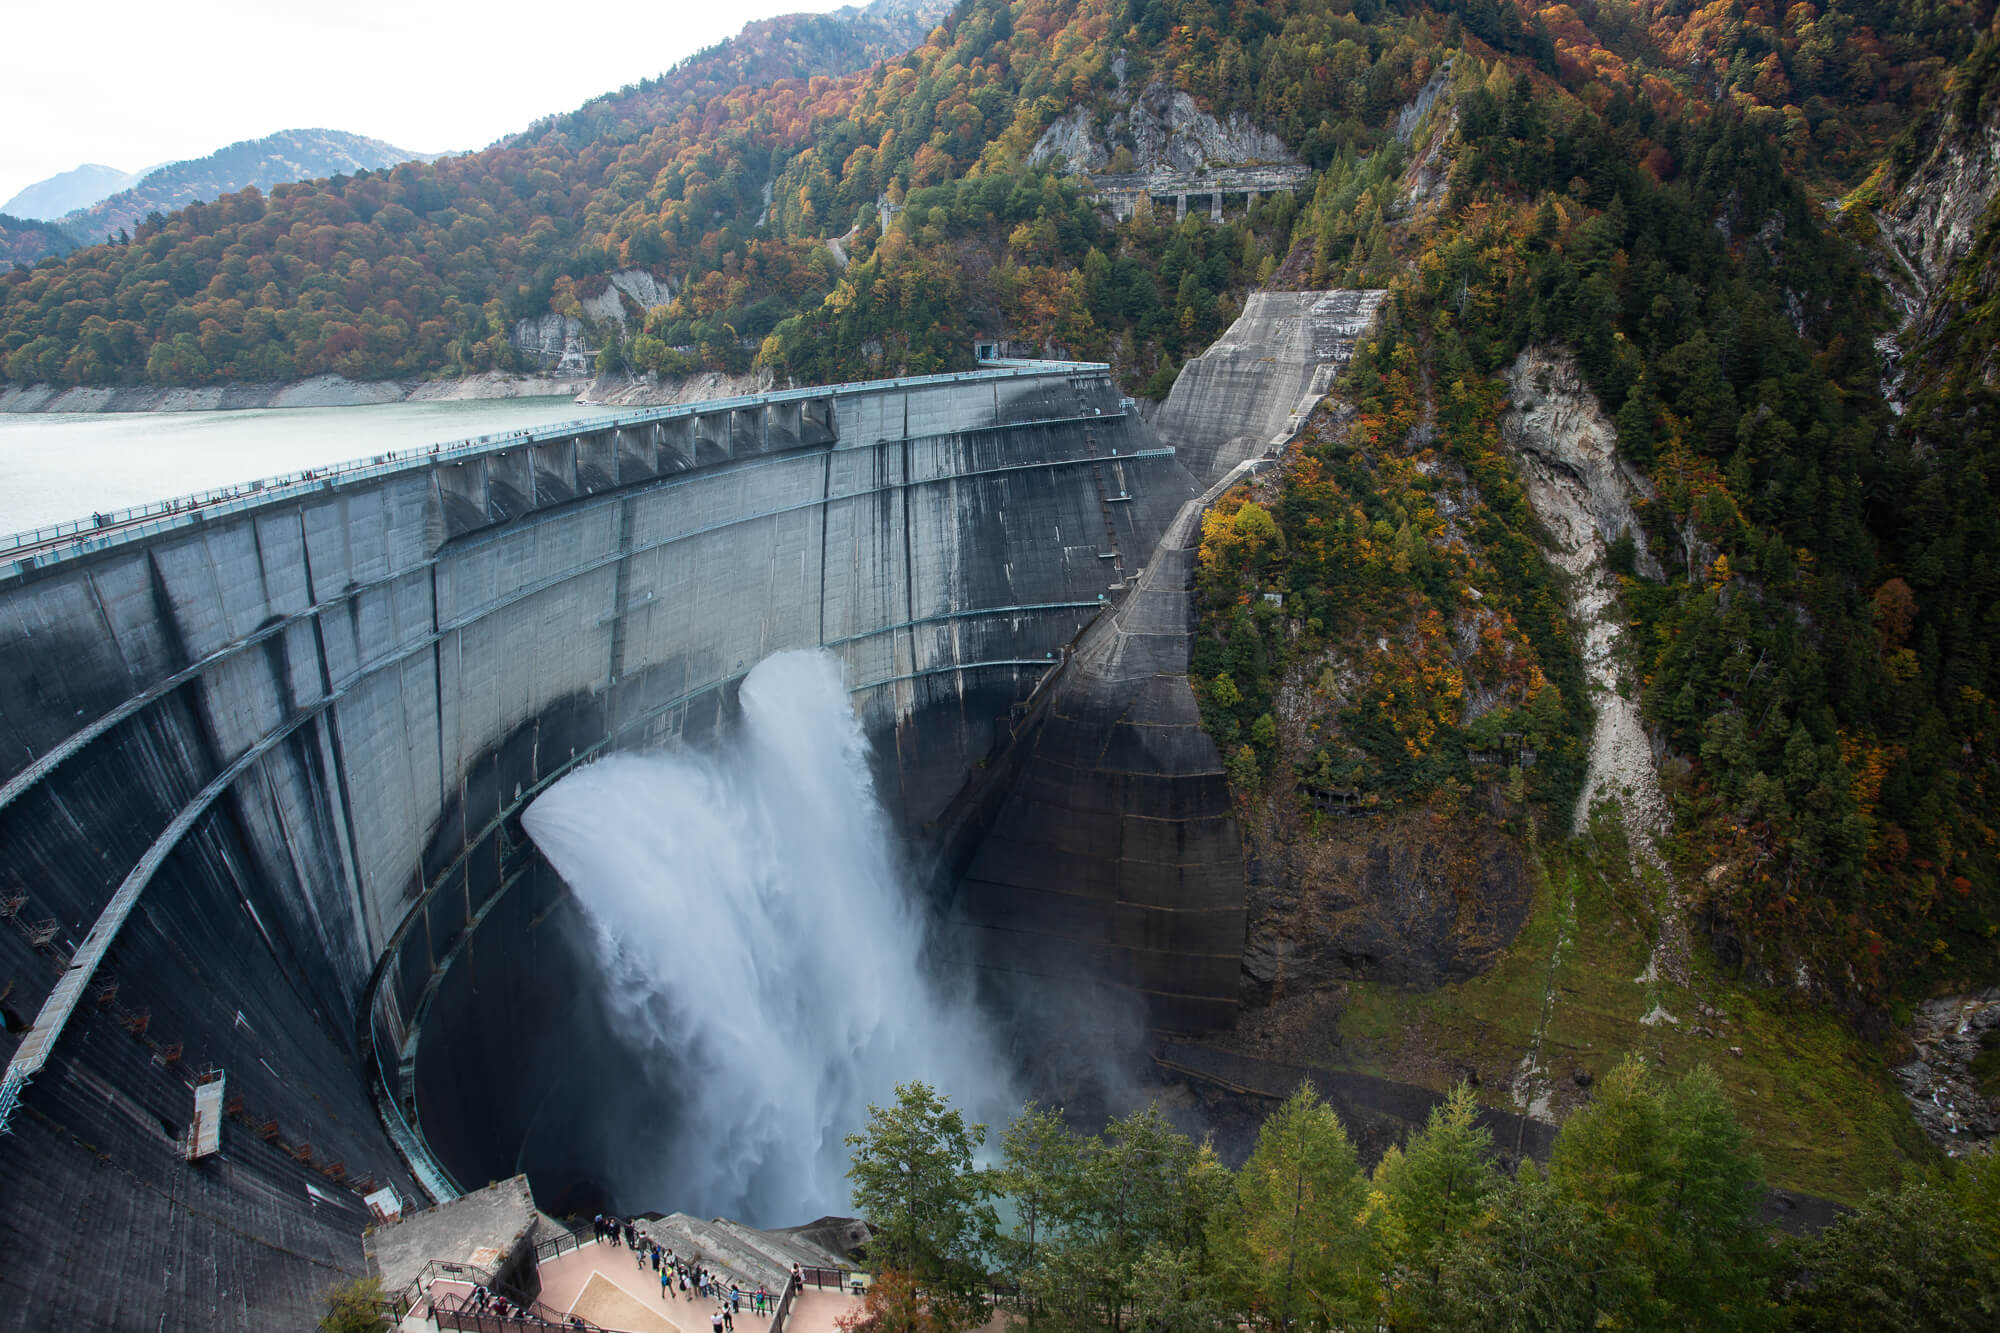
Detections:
[1073, 374, 1130, 591]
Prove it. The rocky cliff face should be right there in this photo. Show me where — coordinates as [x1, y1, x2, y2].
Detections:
[1028, 77, 1298, 175]
[510, 268, 674, 373]
[1501, 346, 1688, 1052]
[1893, 989, 2000, 1155]
[1873, 94, 2000, 325]
[1862, 49, 2000, 407]
[1240, 809, 1530, 1002]
[598, 269, 671, 321]
[510, 313, 595, 375]
[1503, 348, 1662, 581]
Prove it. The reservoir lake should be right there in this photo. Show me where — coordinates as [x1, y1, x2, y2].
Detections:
[0, 396, 596, 535]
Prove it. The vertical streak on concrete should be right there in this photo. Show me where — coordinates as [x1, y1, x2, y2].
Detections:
[817, 447, 834, 647]
[901, 398, 918, 694]
[608, 498, 634, 685]
[300, 510, 374, 961]
[428, 563, 448, 912]
[316, 709, 372, 962]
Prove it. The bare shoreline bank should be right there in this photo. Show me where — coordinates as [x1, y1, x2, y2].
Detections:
[0, 367, 770, 415]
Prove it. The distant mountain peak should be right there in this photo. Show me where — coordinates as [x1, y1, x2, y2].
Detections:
[1, 163, 140, 222]
[60, 128, 412, 246]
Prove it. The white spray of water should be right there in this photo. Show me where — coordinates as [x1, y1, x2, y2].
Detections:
[522, 649, 1013, 1223]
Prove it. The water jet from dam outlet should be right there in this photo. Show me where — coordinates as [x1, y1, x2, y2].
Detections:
[523, 649, 1018, 1222]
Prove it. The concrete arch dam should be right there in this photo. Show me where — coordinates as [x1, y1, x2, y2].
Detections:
[0, 362, 1243, 1328]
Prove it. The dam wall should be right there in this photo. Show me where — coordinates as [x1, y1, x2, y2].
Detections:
[1157, 289, 1387, 483]
[948, 459, 1257, 1032]
[0, 363, 1198, 1329]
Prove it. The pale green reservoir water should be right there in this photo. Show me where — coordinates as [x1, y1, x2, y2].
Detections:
[0, 397, 596, 536]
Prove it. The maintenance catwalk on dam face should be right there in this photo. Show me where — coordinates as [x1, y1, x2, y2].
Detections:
[0, 361, 1232, 1329]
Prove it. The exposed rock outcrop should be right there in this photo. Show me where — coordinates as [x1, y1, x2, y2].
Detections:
[511, 268, 675, 374]
[1895, 990, 2000, 1156]
[577, 269, 673, 327]
[1394, 63, 1452, 145]
[1240, 810, 1531, 1002]
[1860, 49, 2000, 406]
[1502, 347, 1687, 1038]
[1028, 78, 1296, 175]
[1873, 94, 2000, 325]
[1394, 64, 1456, 221]
[1502, 348, 1669, 841]
[1503, 347, 1662, 579]
[509, 313, 595, 375]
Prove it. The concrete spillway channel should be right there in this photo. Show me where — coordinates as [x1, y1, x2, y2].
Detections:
[0, 362, 1207, 1329]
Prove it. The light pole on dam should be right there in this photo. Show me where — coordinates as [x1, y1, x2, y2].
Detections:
[0, 361, 1238, 1328]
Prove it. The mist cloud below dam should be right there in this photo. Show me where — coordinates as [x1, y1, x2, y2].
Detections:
[522, 649, 1015, 1223]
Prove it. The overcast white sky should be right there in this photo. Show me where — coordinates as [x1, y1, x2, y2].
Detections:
[0, 0, 856, 205]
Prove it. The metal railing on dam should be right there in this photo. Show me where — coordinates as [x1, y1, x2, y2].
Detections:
[0, 359, 1112, 576]
[0, 358, 1199, 1327]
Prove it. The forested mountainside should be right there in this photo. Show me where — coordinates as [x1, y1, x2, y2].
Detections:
[0, 0, 1973, 388]
[58, 129, 415, 250]
[1191, 17, 2000, 1064]
[0, 130, 416, 265]
[0, 214, 78, 268]
[8, 0, 2000, 1156]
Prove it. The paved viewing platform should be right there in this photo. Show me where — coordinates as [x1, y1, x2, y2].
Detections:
[374, 1178, 917, 1333]
[391, 1233, 1015, 1333]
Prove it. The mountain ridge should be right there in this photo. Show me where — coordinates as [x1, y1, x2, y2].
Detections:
[58, 127, 414, 248]
[0, 163, 139, 221]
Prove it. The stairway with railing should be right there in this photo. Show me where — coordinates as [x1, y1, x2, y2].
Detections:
[1071, 374, 1129, 590]
[383, 1255, 610, 1332]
